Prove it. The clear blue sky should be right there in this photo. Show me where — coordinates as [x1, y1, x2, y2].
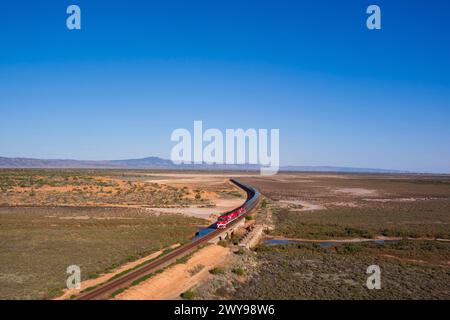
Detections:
[1, 0, 449, 173]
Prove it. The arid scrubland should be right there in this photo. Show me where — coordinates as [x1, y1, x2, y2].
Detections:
[226, 173, 450, 299]
[1, 170, 449, 299]
[0, 169, 244, 299]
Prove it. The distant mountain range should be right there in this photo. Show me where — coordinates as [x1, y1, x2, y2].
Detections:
[0, 156, 410, 173]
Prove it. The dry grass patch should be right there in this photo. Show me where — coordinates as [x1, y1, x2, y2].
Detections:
[0, 206, 206, 299]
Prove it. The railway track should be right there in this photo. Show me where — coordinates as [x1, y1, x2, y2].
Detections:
[77, 179, 260, 300]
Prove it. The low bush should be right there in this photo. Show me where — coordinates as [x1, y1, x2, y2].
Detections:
[180, 289, 196, 300]
[209, 267, 225, 275]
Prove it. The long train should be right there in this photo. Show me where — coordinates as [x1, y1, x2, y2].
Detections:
[216, 179, 260, 229]
[79, 179, 260, 299]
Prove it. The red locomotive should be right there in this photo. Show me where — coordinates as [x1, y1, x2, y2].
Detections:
[216, 207, 246, 229]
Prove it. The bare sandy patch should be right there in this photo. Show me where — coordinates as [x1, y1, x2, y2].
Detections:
[363, 197, 439, 203]
[55, 243, 180, 300]
[334, 188, 378, 196]
[299, 174, 352, 179]
[279, 200, 325, 211]
[327, 201, 360, 208]
[59, 215, 90, 220]
[139, 174, 247, 219]
[92, 216, 138, 220]
[144, 173, 259, 186]
[115, 244, 231, 300]
[331, 202, 359, 207]
[149, 196, 245, 220]
[261, 176, 314, 183]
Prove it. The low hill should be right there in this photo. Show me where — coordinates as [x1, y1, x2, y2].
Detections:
[0, 156, 410, 173]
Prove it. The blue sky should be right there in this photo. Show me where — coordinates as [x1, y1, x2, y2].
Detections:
[1, 0, 449, 173]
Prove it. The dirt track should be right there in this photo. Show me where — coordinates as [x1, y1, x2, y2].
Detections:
[55, 244, 181, 300]
[115, 245, 230, 300]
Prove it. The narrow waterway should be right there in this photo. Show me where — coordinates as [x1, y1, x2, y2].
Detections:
[264, 239, 400, 247]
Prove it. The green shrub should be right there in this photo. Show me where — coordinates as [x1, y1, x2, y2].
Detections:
[189, 264, 205, 276]
[111, 288, 126, 298]
[180, 289, 196, 300]
[261, 199, 267, 208]
[217, 240, 229, 247]
[340, 244, 363, 254]
[209, 267, 225, 275]
[215, 287, 229, 297]
[132, 273, 154, 286]
[232, 267, 245, 276]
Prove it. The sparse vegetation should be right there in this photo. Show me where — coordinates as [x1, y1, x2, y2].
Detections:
[269, 202, 450, 239]
[188, 264, 205, 276]
[0, 206, 206, 299]
[111, 288, 127, 298]
[214, 287, 229, 298]
[0, 169, 211, 208]
[209, 267, 225, 275]
[260, 199, 268, 208]
[180, 289, 196, 300]
[233, 242, 450, 299]
[2, 171, 450, 300]
[232, 174, 450, 300]
[175, 251, 196, 265]
[232, 267, 245, 276]
[132, 273, 154, 286]
[217, 240, 230, 247]
[238, 174, 450, 240]
[219, 190, 243, 198]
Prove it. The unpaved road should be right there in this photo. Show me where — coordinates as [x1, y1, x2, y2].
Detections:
[55, 244, 180, 300]
[114, 245, 231, 300]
